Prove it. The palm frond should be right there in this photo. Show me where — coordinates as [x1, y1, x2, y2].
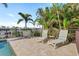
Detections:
[17, 19, 23, 24]
[18, 12, 26, 19]
[25, 14, 32, 17]
[2, 3, 8, 8]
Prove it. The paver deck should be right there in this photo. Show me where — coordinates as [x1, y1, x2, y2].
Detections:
[7, 38, 78, 56]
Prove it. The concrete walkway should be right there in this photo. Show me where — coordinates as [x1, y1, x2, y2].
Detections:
[7, 38, 78, 56]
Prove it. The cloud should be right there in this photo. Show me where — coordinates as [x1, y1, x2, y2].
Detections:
[7, 13, 15, 18]
[7, 13, 17, 21]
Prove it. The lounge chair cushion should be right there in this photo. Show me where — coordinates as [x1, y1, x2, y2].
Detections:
[51, 39, 65, 44]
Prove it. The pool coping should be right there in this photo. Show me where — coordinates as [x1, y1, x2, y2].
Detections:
[5, 37, 79, 56]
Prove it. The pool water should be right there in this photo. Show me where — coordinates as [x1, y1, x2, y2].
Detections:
[0, 40, 16, 56]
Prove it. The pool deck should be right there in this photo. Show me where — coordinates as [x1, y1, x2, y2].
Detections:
[7, 38, 78, 56]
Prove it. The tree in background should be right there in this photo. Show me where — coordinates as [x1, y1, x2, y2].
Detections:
[17, 12, 33, 28]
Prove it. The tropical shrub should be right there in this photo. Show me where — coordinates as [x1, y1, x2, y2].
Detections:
[36, 3, 79, 43]
[12, 29, 21, 37]
[33, 30, 41, 37]
[48, 27, 59, 39]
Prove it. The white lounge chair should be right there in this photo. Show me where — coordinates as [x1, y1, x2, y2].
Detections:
[33, 30, 48, 41]
[48, 30, 68, 49]
[22, 30, 31, 38]
[41, 30, 48, 39]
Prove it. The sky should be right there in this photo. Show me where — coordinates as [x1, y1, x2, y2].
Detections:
[0, 3, 52, 28]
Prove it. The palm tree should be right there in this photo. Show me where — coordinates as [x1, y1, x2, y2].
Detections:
[50, 3, 64, 30]
[29, 19, 36, 28]
[2, 3, 8, 8]
[17, 12, 33, 28]
[36, 3, 79, 30]
[50, 3, 79, 30]
[62, 3, 79, 29]
[36, 7, 53, 29]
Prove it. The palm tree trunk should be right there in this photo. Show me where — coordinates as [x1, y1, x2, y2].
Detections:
[42, 25, 44, 30]
[25, 21, 27, 28]
[57, 11, 61, 30]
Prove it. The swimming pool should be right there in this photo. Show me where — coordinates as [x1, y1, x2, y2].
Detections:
[0, 40, 16, 56]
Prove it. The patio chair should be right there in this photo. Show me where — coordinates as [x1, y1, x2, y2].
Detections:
[36, 30, 48, 42]
[22, 30, 31, 38]
[42, 30, 48, 39]
[48, 30, 68, 49]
